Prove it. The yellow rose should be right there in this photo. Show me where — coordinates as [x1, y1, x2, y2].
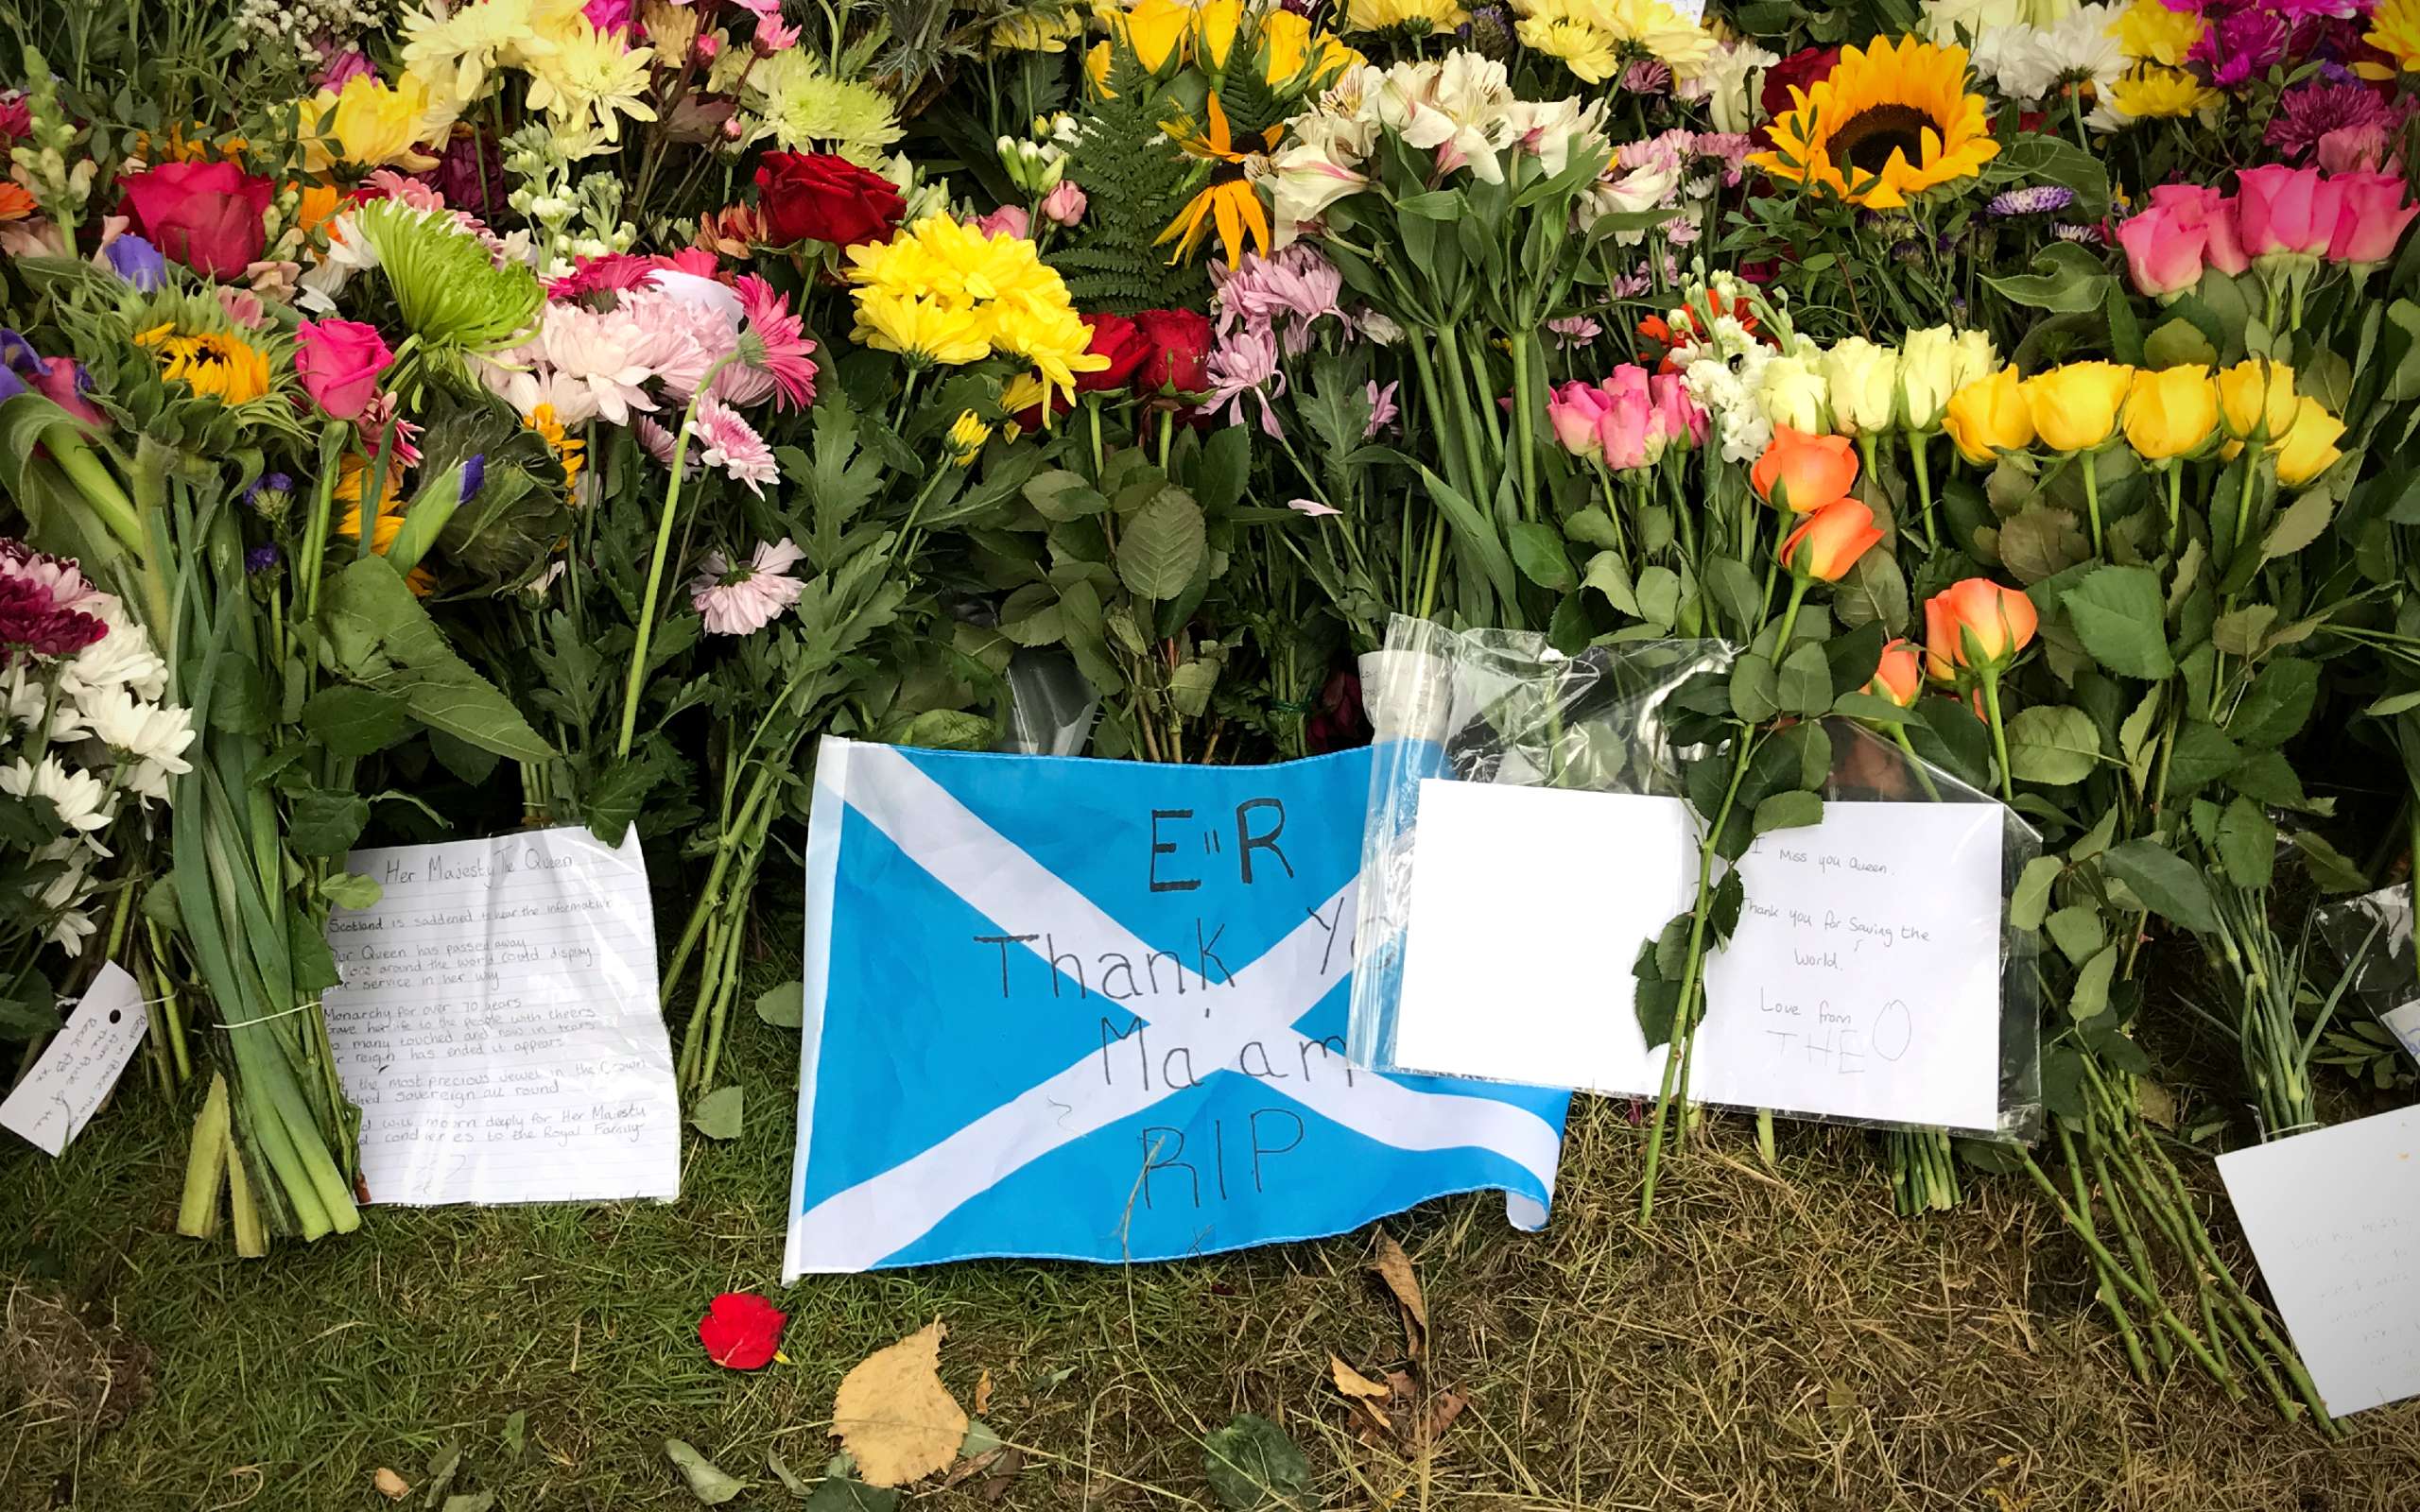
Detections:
[1116, 0, 1194, 74]
[2274, 396, 2346, 486]
[2216, 358, 2299, 443]
[304, 74, 444, 172]
[1897, 325, 1974, 433]
[1191, 0, 1244, 68]
[2022, 361, 2135, 452]
[1942, 367, 2034, 463]
[1823, 336, 1900, 437]
[2121, 364, 2219, 462]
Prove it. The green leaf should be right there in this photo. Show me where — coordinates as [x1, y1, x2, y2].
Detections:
[2046, 904, 2106, 967]
[289, 912, 342, 996]
[2215, 797, 2274, 890]
[804, 1462, 900, 1511]
[319, 872, 383, 911]
[665, 1439, 747, 1505]
[1507, 521, 1577, 592]
[1115, 488, 1207, 600]
[288, 788, 371, 859]
[2011, 855, 2063, 932]
[1729, 654, 1777, 724]
[1753, 789, 1824, 836]
[212, 656, 275, 735]
[1981, 241, 2118, 314]
[2226, 659, 2317, 749]
[1563, 507, 1622, 548]
[2068, 946, 2118, 1021]
[2005, 704, 2101, 785]
[1415, 466, 1520, 614]
[767, 1450, 814, 1499]
[2063, 565, 2173, 679]
[1777, 643, 1834, 717]
[688, 1086, 744, 1143]
[2165, 720, 2242, 796]
[1187, 423, 1251, 514]
[1832, 549, 1910, 636]
[2260, 490, 2333, 561]
[1831, 691, 1914, 724]
[1202, 1414, 1310, 1511]
[2211, 605, 2276, 658]
[1582, 550, 1640, 615]
[2291, 831, 2371, 894]
[1634, 564, 1682, 627]
[756, 980, 805, 1029]
[326, 558, 555, 763]
[1702, 556, 1764, 633]
[302, 685, 409, 757]
[2102, 839, 2221, 934]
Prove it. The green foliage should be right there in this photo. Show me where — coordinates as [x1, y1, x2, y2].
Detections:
[1048, 48, 1211, 313]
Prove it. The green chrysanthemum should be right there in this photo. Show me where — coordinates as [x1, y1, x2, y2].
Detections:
[353, 199, 542, 357]
[747, 50, 903, 166]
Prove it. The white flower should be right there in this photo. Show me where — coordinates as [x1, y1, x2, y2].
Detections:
[1357, 312, 1406, 345]
[1374, 52, 1519, 184]
[2, 755, 114, 836]
[80, 686, 195, 802]
[1922, 0, 2031, 43]
[534, 301, 658, 425]
[1501, 95, 1612, 178]
[1986, 4, 2124, 104]
[60, 597, 167, 703]
[1679, 40, 1780, 136]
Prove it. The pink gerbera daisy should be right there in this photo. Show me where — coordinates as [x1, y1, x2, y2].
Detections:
[692, 395, 779, 496]
[689, 538, 806, 635]
[733, 275, 818, 411]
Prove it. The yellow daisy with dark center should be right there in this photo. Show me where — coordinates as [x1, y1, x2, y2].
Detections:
[1750, 36, 1999, 210]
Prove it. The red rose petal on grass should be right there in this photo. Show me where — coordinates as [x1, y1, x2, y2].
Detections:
[698, 1291, 786, 1370]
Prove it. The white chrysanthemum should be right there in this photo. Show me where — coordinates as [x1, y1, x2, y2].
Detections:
[60, 597, 168, 703]
[1988, 4, 2125, 104]
[35, 843, 96, 954]
[2, 755, 114, 835]
[80, 686, 196, 799]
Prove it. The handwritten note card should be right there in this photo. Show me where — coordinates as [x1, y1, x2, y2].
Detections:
[2218, 1107, 2420, 1416]
[0, 962, 146, 1156]
[1391, 781, 2007, 1130]
[2382, 1000, 2420, 1064]
[321, 827, 680, 1206]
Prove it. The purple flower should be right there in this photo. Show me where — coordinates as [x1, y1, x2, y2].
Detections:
[242, 472, 294, 510]
[2190, 7, 2292, 90]
[460, 453, 486, 503]
[0, 328, 45, 402]
[0, 540, 106, 662]
[1985, 185, 2077, 216]
[2266, 81, 2396, 158]
[245, 544, 282, 575]
[103, 234, 168, 290]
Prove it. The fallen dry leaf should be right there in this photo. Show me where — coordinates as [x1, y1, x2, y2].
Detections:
[1371, 1230, 1427, 1361]
[1329, 1355, 1390, 1401]
[1421, 1387, 1469, 1444]
[831, 1320, 968, 1487]
[977, 1447, 1024, 1502]
[974, 1367, 994, 1416]
[372, 1467, 408, 1501]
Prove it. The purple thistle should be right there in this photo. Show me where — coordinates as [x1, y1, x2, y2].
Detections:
[1986, 185, 2077, 217]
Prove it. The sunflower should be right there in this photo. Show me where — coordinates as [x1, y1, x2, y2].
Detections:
[1158, 94, 1276, 266]
[132, 324, 273, 404]
[525, 403, 585, 493]
[334, 455, 436, 595]
[1749, 36, 1999, 210]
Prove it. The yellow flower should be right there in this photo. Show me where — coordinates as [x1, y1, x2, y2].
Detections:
[852, 291, 993, 368]
[1899, 326, 1996, 432]
[302, 74, 446, 172]
[335, 455, 437, 595]
[2023, 362, 2135, 452]
[1192, 0, 1244, 68]
[526, 403, 585, 493]
[2367, 0, 2420, 74]
[1942, 367, 2034, 463]
[1344, 0, 1470, 31]
[948, 410, 993, 465]
[1086, 40, 1115, 92]
[988, 302, 1111, 407]
[136, 326, 273, 404]
[400, 0, 564, 108]
[2122, 365, 2219, 462]
[1748, 35, 1999, 209]
[2106, 64, 2216, 120]
[1113, 0, 1195, 74]
[1519, 13, 1623, 83]
[1823, 336, 1900, 438]
[1598, 0, 1717, 79]
[2114, 0, 2204, 66]
[1259, 9, 1363, 86]
[2216, 359, 2298, 443]
[749, 49, 905, 165]
[522, 20, 658, 146]
[2274, 397, 2346, 486]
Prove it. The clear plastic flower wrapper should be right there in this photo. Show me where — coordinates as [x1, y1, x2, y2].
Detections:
[1348, 614, 2043, 1146]
[2309, 884, 2420, 1088]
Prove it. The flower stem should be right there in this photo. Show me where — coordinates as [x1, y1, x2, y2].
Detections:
[1910, 431, 1939, 552]
[616, 355, 739, 761]
[1979, 670, 2016, 804]
[2080, 449, 2104, 556]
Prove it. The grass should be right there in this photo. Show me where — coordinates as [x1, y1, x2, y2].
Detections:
[8, 975, 2420, 1510]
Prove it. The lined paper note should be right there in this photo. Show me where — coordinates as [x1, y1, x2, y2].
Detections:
[1391, 782, 2008, 1130]
[321, 828, 680, 1206]
[2218, 1107, 2420, 1416]
[0, 962, 147, 1156]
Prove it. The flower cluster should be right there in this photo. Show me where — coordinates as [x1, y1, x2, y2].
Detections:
[1547, 366, 1706, 471]
[2117, 171, 2420, 303]
[846, 214, 1105, 408]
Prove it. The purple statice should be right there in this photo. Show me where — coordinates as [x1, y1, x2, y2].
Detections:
[1985, 185, 2077, 217]
[2266, 81, 2395, 158]
[244, 544, 281, 576]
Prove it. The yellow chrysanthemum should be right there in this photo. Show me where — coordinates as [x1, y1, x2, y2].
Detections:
[2106, 64, 2217, 120]
[988, 301, 1109, 399]
[1519, 14, 1623, 81]
[134, 326, 273, 404]
[851, 291, 993, 368]
[399, 0, 581, 106]
[2365, 0, 2420, 74]
[522, 20, 657, 145]
[301, 73, 448, 172]
[1748, 35, 2000, 210]
[947, 410, 993, 465]
[2113, 0, 2204, 66]
[747, 49, 904, 165]
[1597, 0, 1716, 78]
[1344, 0, 1470, 33]
[846, 215, 1108, 408]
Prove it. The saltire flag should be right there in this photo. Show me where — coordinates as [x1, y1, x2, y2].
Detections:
[783, 737, 1570, 1275]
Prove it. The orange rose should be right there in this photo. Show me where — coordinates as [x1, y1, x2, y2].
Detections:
[1781, 498, 1884, 582]
[1924, 577, 2039, 680]
[1868, 637, 1924, 707]
[1750, 424, 1859, 512]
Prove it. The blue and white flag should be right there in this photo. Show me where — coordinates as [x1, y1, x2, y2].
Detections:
[783, 737, 1569, 1275]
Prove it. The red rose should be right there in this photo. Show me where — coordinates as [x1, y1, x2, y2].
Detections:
[753, 151, 906, 249]
[1132, 308, 1212, 395]
[1758, 47, 1841, 148]
[1077, 313, 1151, 393]
[118, 161, 272, 279]
[697, 1291, 786, 1370]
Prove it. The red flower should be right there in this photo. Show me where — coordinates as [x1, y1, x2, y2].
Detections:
[117, 161, 272, 279]
[753, 151, 905, 249]
[1132, 308, 1212, 395]
[1757, 47, 1841, 149]
[697, 1292, 786, 1370]
[1077, 313, 1151, 393]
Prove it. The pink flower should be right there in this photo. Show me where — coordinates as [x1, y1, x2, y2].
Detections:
[754, 12, 801, 50]
[1287, 498, 1342, 517]
[1547, 314, 1601, 350]
[357, 393, 423, 469]
[1547, 379, 1612, 459]
[32, 358, 108, 429]
[1648, 372, 1706, 454]
[635, 415, 696, 477]
[216, 287, 268, 329]
[583, 0, 635, 30]
[2235, 164, 2343, 260]
[315, 48, 378, 91]
[2116, 206, 2206, 299]
[1549, 369, 1664, 470]
[972, 204, 1029, 240]
[2149, 184, 2250, 277]
[1201, 325, 1288, 437]
[2318, 123, 2395, 176]
[1211, 244, 1345, 354]
[295, 318, 395, 421]
[734, 274, 817, 411]
[689, 539, 806, 635]
[1597, 367, 1654, 470]
[692, 395, 778, 496]
[2328, 171, 2419, 266]
[1364, 379, 1399, 438]
[1040, 180, 1087, 227]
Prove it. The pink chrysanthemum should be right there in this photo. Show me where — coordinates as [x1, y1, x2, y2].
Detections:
[635, 414, 696, 477]
[2266, 81, 2396, 158]
[549, 252, 660, 302]
[734, 275, 817, 411]
[693, 395, 779, 495]
[689, 538, 806, 635]
[1210, 245, 1345, 354]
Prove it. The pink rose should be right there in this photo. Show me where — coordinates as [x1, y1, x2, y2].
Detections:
[2116, 205, 2206, 299]
[1597, 366, 1654, 471]
[971, 204, 1029, 240]
[2328, 170, 2419, 267]
[1649, 371, 1706, 452]
[294, 318, 395, 421]
[2150, 183, 2252, 277]
[117, 160, 273, 280]
[1040, 180, 1087, 228]
[2235, 164, 2342, 259]
[1547, 379, 1613, 458]
[33, 357, 109, 429]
